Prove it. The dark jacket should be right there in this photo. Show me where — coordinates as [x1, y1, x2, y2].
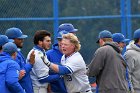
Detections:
[0, 52, 24, 93]
[88, 42, 129, 93]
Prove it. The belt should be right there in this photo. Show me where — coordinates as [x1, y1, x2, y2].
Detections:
[33, 86, 47, 89]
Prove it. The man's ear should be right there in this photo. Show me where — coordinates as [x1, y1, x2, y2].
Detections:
[38, 41, 43, 46]
[12, 52, 17, 59]
[99, 39, 105, 46]
[99, 39, 103, 44]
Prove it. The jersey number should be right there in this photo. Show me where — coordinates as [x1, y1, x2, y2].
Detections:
[66, 75, 72, 81]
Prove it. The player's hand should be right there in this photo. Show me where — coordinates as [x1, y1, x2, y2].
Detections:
[41, 56, 51, 67]
[29, 51, 35, 65]
[18, 70, 26, 80]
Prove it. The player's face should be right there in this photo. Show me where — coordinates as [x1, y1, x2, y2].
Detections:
[14, 38, 24, 48]
[58, 39, 63, 52]
[42, 36, 51, 50]
[61, 39, 75, 56]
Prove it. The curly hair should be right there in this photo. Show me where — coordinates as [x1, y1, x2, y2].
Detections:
[62, 33, 81, 52]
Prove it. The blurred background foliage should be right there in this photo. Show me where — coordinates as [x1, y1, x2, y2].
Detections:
[0, 0, 140, 64]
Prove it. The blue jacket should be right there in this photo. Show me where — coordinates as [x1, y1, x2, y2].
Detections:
[16, 49, 33, 93]
[46, 43, 67, 93]
[0, 52, 24, 93]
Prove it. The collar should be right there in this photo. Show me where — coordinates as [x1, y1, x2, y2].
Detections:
[65, 52, 77, 59]
[33, 45, 45, 53]
[17, 48, 21, 51]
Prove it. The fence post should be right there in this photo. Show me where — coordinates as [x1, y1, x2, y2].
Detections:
[120, 0, 127, 36]
[126, 0, 132, 39]
[53, 0, 59, 43]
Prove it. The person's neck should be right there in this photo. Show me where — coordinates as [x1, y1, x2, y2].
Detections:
[65, 51, 76, 58]
[37, 45, 43, 48]
[34, 45, 45, 52]
[0, 50, 2, 53]
[137, 42, 140, 45]
[135, 42, 140, 48]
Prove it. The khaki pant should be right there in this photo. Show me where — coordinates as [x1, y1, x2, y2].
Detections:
[33, 86, 48, 93]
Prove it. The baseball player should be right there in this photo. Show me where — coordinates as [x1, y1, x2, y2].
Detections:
[46, 23, 78, 93]
[27, 30, 62, 93]
[0, 42, 24, 93]
[5, 27, 35, 93]
[42, 33, 92, 93]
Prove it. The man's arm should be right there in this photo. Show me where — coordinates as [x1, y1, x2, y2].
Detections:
[19, 51, 35, 80]
[6, 62, 24, 93]
[124, 52, 135, 92]
[24, 51, 35, 73]
[38, 74, 62, 83]
[41, 56, 71, 75]
[88, 48, 105, 77]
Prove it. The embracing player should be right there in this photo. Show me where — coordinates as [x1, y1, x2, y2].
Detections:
[41, 33, 92, 93]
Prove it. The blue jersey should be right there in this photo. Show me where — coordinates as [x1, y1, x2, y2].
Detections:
[46, 43, 67, 93]
[16, 49, 33, 93]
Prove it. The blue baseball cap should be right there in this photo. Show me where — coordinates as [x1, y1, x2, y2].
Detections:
[112, 33, 130, 43]
[5, 27, 28, 39]
[134, 28, 140, 39]
[57, 30, 69, 39]
[58, 23, 78, 33]
[96, 30, 112, 43]
[2, 42, 17, 55]
[0, 35, 14, 46]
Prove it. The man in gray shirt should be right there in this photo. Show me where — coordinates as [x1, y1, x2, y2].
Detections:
[88, 30, 129, 93]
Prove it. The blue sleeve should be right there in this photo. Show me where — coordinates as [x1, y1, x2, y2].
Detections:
[16, 54, 32, 75]
[57, 65, 71, 75]
[6, 62, 24, 93]
[39, 74, 61, 83]
[24, 63, 33, 73]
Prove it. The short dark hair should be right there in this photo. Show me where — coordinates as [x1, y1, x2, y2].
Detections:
[33, 30, 51, 45]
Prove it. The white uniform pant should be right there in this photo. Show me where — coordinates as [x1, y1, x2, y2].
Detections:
[33, 86, 48, 93]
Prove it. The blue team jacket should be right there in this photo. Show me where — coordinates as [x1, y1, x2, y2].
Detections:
[16, 50, 33, 93]
[0, 52, 24, 93]
[46, 43, 67, 93]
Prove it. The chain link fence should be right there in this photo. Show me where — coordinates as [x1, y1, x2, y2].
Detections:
[0, 0, 140, 63]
